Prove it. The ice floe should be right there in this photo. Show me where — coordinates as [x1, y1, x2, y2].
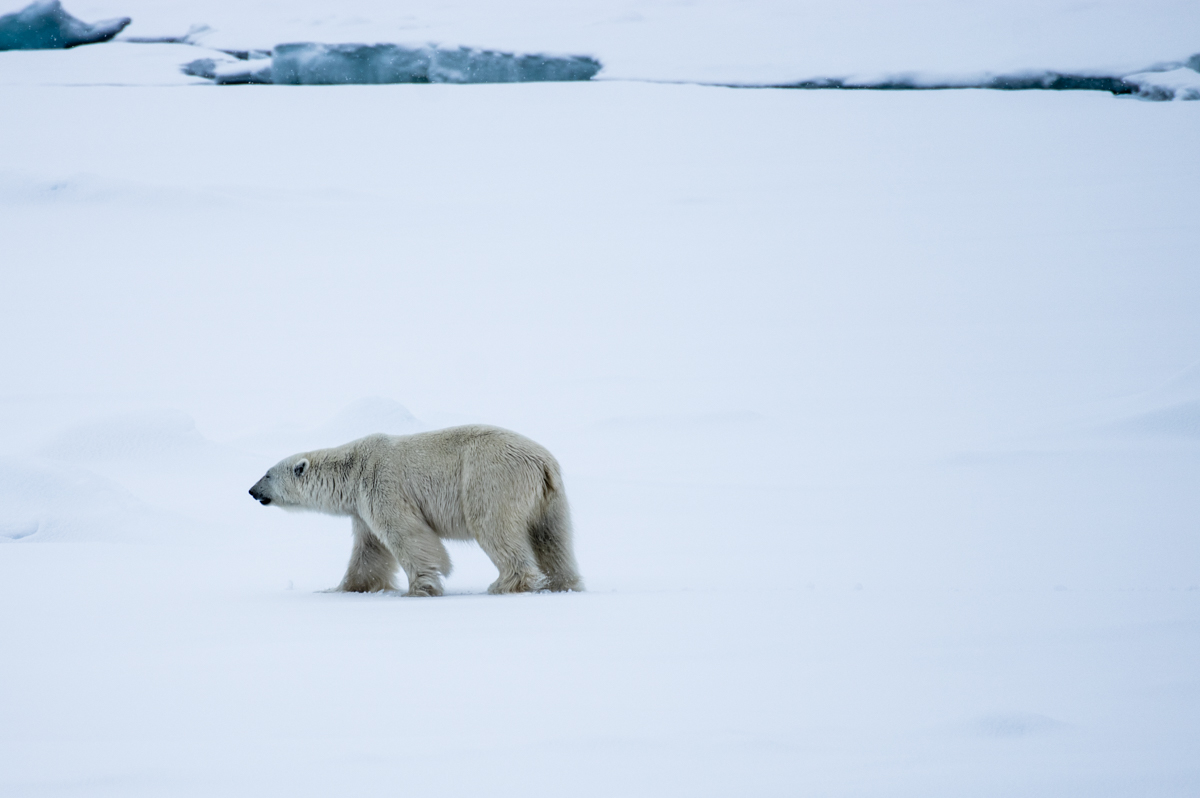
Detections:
[740, 64, 1200, 100]
[182, 52, 272, 84]
[0, 0, 1193, 99]
[179, 42, 604, 86]
[0, 0, 128, 50]
[766, 70, 1137, 94]
[251, 42, 602, 85]
[1123, 66, 1200, 101]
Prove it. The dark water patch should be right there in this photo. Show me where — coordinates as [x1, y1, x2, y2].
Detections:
[764, 72, 1135, 95]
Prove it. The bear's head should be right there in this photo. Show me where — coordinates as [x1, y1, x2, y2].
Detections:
[248, 456, 310, 509]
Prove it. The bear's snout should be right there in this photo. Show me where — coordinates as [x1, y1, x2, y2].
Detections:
[249, 479, 272, 506]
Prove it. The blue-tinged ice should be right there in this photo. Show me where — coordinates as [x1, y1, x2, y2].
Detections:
[1123, 65, 1200, 101]
[269, 42, 602, 85]
[181, 55, 274, 84]
[0, 0, 129, 50]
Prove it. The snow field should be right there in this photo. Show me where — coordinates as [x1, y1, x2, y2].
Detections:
[1, 543, 1197, 796]
[0, 81, 1198, 795]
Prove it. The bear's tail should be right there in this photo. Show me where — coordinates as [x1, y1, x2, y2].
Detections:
[530, 463, 584, 592]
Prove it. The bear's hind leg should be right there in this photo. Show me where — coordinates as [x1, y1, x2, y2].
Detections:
[463, 465, 543, 594]
[335, 515, 398, 593]
[475, 521, 543, 594]
[530, 485, 583, 592]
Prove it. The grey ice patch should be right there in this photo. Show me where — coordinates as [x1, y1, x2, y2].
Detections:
[1110, 400, 1200, 439]
[1099, 359, 1200, 438]
[267, 42, 602, 85]
[965, 712, 1066, 739]
[0, 171, 221, 208]
[427, 47, 601, 83]
[0, 0, 130, 50]
[0, 521, 40, 540]
[272, 43, 430, 85]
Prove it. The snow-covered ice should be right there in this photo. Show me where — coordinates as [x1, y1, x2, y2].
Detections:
[1, 1, 1199, 795]
[2, 79, 1198, 797]
[0, 40, 234, 84]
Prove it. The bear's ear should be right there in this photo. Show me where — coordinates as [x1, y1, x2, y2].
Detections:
[293, 458, 309, 478]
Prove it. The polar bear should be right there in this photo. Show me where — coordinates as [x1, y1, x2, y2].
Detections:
[248, 425, 583, 596]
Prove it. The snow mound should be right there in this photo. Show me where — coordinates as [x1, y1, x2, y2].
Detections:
[0, 0, 128, 50]
[37, 409, 210, 463]
[253, 42, 602, 85]
[0, 456, 167, 542]
[1123, 67, 1200, 101]
[19, 410, 279, 543]
[319, 397, 424, 442]
[235, 397, 425, 456]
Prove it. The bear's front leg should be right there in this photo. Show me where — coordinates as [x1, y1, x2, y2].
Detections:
[334, 515, 399, 592]
[371, 510, 452, 597]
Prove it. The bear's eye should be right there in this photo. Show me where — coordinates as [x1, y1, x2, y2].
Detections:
[293, 460, 308, 477]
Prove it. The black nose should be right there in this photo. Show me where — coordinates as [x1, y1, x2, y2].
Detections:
[249, 488, 271, 505]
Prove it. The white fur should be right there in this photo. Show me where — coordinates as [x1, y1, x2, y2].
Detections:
[249, 425, 583, 596]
